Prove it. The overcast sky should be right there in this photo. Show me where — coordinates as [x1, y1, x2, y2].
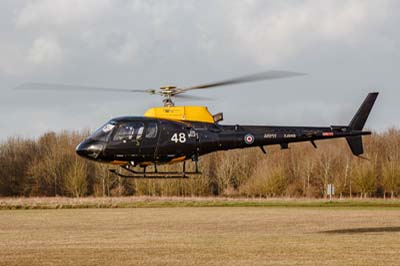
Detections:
[1, 0, 399, 140]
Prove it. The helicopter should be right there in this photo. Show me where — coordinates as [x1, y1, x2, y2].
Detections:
[18, 71, 379, 178]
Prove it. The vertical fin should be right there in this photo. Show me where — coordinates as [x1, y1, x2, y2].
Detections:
[348, 92, 379, 130]
[346, 135, 363, 156]
[346, 92, 378, 156]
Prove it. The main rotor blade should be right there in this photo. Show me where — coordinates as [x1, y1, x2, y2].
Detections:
[174, 94, 213, 101]
[175, 70, 305, 94]
[15, 83, 156, 94]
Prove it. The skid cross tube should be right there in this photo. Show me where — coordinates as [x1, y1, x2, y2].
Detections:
[109, 169, 190, 179]
[108, 161, 202, 179]
[124, 165, 202, 175]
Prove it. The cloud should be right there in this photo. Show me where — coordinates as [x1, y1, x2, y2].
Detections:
[0, 0, 398, 139]
[14, 0, 190, 66]
[228, 1, 392, 65]
[0, 44, 24, 75]
[16, 0, 112, 28]
[8, 0, 398, 69]
[27, 37, 63, 65]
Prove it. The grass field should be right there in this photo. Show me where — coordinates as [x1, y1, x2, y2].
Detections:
[2, 196, 400, 209]
[0, 207, 399, 265]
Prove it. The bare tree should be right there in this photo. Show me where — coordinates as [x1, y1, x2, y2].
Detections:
[65, 157, 88, 197]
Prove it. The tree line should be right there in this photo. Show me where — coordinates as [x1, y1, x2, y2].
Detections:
[0, 128, 399, 198]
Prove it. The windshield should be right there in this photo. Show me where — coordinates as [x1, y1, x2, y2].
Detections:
[91, 121, 116, 141]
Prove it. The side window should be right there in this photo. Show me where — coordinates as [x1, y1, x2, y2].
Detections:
[113, 122, 144, 142]
[145, 123, 158, 138]
[137, 126, 144, 140]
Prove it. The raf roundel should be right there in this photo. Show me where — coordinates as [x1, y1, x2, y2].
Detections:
[244, 134, 255, 145]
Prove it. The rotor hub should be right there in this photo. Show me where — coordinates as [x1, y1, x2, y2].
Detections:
[160, 86, 177, 91]
[159, 86, 178, 107]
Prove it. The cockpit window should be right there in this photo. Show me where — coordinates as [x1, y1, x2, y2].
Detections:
[113, 122, 144, 142]
[91, 122, 116, 141]
[145, 123, 158, 138]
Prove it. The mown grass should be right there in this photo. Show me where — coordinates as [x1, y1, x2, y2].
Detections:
[1, 196, 400, 210]
[0, 207, 399, 266]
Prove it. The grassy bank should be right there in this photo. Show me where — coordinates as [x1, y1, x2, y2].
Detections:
[1, 197, 400, 210]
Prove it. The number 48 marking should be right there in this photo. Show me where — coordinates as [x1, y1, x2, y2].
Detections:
[171, 133, 186, 143]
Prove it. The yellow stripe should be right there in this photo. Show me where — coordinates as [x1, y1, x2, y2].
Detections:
[110, 160, 129, 166]
[169, 156, 186, 164]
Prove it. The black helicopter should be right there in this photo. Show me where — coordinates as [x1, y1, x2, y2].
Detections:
[19, 71, 378, 178]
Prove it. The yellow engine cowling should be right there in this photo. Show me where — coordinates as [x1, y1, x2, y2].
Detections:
[144, 106, 215, 123]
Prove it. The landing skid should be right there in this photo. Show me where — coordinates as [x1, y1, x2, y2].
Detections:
[109, 161, 201, 179]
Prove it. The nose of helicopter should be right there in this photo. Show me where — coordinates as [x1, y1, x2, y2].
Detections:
[75, 142, 87, 157]
[76, 140, 104, 159]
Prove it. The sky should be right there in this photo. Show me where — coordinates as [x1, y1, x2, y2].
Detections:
[0, 0, 399, 140]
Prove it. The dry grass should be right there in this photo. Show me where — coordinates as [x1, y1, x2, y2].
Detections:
[1, 196, 400, 209]
[0, 207, 399, 265]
